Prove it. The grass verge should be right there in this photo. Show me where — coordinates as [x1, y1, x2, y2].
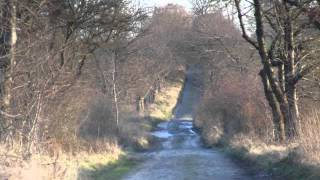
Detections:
[214, 138, 320, 180]
[79, 153, 141, 180]
[147, 81, 184, 122]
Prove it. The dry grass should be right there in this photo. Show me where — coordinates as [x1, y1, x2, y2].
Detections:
[0, 141, 123, 180]
[147, 81, 184, 121]
[0, 85, 122, 179]
[298, 110, 320, 165]
[228, 134, 293, 162]
[119, 114, 152, 151]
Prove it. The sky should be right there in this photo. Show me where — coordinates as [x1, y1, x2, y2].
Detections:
[136, 0, 192, 11]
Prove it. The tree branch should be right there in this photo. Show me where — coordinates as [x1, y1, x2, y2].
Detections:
[234, 0, 259, 49]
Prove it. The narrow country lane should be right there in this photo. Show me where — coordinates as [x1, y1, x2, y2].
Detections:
[123, 67, 267, 180]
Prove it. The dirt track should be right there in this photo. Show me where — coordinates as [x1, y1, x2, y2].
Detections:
[123, 68, 256, 180]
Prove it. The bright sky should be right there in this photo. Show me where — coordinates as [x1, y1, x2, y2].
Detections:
[136, 0, 192, 11]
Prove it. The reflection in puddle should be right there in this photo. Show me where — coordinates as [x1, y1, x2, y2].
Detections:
[157, 122, 169, 129]
[151, 130, 173, 139]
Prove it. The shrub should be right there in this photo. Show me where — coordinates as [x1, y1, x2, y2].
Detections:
[195, 70, 274, 146]
[45, 88, 116, 153]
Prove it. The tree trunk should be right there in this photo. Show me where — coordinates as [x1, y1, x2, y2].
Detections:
[260, 70, 285, 142]
[286, 83, 299, 137]
[283, 3, 299, 138]
[112, 51, 119, 129]
[94, 58, 108, 94]
[136, 96, 144, 113]
[278, 64, 285, 92]
[1, 0, 17, 143]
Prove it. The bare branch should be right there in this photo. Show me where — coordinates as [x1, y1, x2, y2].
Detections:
[234, 0, 259, 49]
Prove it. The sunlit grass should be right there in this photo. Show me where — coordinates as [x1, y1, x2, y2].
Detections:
[148, 81, 184, 121]
[79, 152, 139, 180]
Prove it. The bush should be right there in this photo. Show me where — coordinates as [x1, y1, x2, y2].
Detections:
[79, 96, 116, 139]
[195, 71, 274, 146]
[118, 115, 151, 151]
[45, 88, 116, 153]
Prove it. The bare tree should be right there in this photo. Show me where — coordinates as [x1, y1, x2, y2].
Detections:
[191, 0, 215, 15]
[233, 0, 320, 140]
[191, 0, 320, 141]
[0, 0, 146, 157]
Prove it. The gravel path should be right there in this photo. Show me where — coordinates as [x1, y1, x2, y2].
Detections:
[123, 67, 255, 180]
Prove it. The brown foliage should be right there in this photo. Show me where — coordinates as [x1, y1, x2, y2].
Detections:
[195, 70, 273, 145]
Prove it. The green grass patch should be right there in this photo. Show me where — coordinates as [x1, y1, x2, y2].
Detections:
[79, 154, 140, 180]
